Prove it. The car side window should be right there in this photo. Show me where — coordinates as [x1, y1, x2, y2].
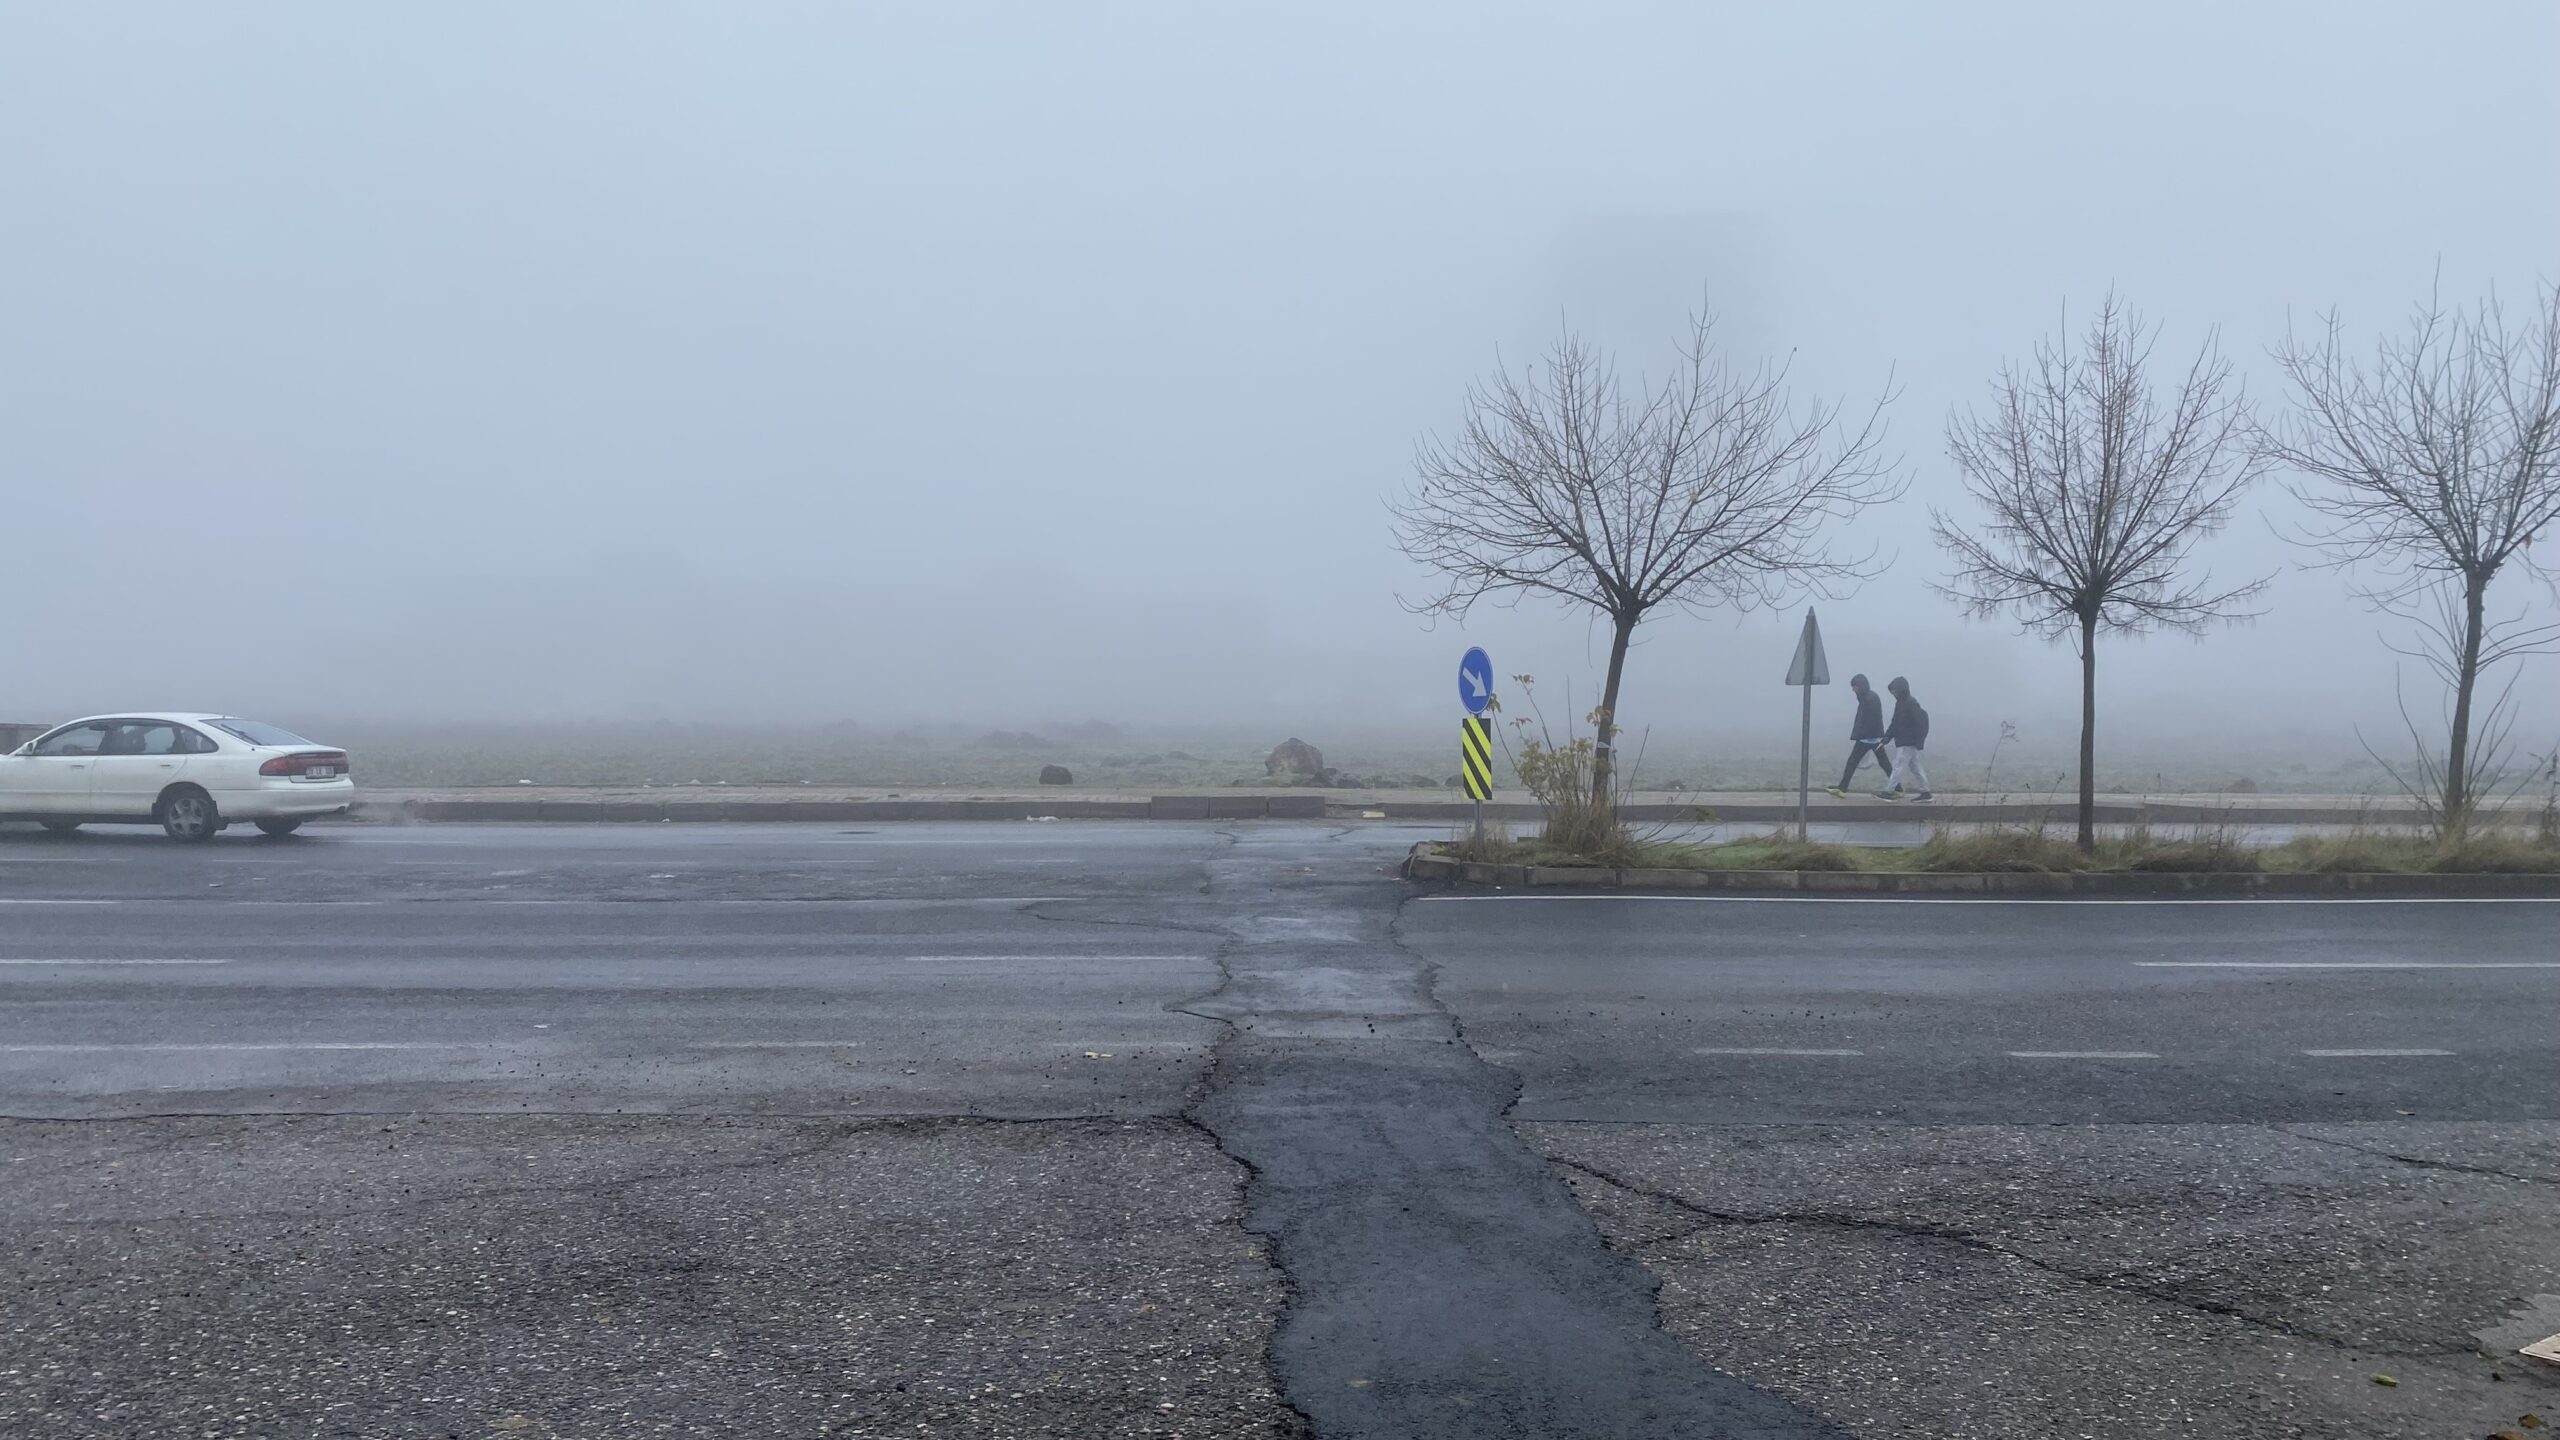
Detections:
[99, 723, 154, 756]
[29, 723, 111, 758]
[135, 724, 185, 756]
[172, 726, 219, 756]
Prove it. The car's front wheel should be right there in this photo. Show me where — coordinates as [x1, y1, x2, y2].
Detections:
[158, 787, 221, 843]
[39, 820, 82, 835]
[254, 818, 304, 838]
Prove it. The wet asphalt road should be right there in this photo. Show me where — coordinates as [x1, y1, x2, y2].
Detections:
[1, 821, 2555, 1439]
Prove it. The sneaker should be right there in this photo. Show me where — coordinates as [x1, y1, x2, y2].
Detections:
[1824, 786, 1848, 798]
[1911, 791, 1935, 802]
[1872, 790, 1901, 801]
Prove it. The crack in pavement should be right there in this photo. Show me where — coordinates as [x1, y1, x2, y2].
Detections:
[1171, 827, 1322, 1438]
[1546, 1154, 2476, 1360]
[1171, 1101, 1321, 1440]
[1181, 828, 1848, 1438]
[2274, 1125, 2560, 1186]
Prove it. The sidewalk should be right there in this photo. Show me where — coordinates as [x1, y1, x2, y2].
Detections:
[345, 785, 2492, 827]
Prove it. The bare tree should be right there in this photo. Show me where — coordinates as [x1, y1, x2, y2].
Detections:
[1933, 297, 2269, 851]
[2265, 282, 2560, 827]
[1392, 311, 1903, 801]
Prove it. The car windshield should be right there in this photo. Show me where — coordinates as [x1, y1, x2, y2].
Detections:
[207, 718, 316, 748]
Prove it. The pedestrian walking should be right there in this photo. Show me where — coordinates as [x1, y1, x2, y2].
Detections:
[1825, 673, 1890, 797]
[1875, 675, 1933, 801]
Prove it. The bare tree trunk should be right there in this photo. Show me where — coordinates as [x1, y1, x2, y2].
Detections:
[2077, 611, 2099, 854]
[1591, 612, 1636, 805]
[2443, 574, 2489, 832]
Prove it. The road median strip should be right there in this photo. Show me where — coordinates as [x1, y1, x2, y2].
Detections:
[1402, 843, 2560, 897]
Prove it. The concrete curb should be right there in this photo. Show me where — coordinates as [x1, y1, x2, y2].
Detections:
[349, 795, 1331, 824]
[1357, 799, 2436, 826]
[1400, 843, 2560, 898]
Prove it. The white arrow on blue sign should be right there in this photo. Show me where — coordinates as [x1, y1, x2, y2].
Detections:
[1457, 647, 1494, 715]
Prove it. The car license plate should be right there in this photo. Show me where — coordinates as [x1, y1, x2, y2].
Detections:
[305, 766, 338, 779]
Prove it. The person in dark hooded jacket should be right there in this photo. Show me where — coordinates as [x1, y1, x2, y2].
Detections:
[1826, 673, 1889, 796]
[1875, 675, 1933, 801]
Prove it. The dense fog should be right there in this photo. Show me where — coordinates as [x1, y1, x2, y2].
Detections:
[5, 4, 2555, 778]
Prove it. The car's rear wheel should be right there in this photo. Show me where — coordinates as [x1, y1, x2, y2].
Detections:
[254, 818, 304, 838]
[158, 787, 221, 843]
[39, 820, 82, 835]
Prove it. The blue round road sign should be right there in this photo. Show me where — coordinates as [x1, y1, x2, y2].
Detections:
[1457, 646, 1494, 714]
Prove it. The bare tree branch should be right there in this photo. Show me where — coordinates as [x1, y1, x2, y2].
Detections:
[1931, 295, 2270, 849]
[1393, 309, 1905, 801]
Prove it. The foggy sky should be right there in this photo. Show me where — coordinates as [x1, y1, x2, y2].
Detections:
[4, 3, 2556, 766]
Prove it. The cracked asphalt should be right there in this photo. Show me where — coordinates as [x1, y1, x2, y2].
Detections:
[1404, 891, 2560, 1439]
[2, 822, 2554, 1437]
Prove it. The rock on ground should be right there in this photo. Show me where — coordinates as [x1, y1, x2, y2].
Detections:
[1266, 738, 1325, 778]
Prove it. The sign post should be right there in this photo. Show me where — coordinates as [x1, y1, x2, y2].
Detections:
[1783, 610, 1831, 842]
[1460, 715, 1494, 817]
[1457, 647, 1495, 845]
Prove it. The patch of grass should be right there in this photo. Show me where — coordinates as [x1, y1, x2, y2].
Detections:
[2104, 823, 2262, 873]
[2267, 832, 2431, 874]
[2116, 839, 2263, 873]
[2269, 829, 2560, 875]
[1443, 822, 1522, 864]
[1430, 834, 1606, 868]
[1914, 825, 2093, 873]
[2431, 831, 2560, 873]
[1436, 830, 1869, 872]
[1632, 833, 1864, 872]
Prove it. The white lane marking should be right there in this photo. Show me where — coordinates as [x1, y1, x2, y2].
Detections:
[897, 954, 1209, 962]
[2303, 1048, 2456, 1057]
[1419, 894, 2560, 906]
[45, 896, 1085, 908]
[2008, 1050, 2161, 1059]
[733, 897, 1082, 906]
[699, 1041, 865, 1049]
[1692, 1047, 1864, 1057]
[1057, 1040, 1208, 1050]
[556, 1039, 1208, 1052]
[3, 951, 1207, 964]
[0, 900, 382, 909]
[2138, 961, 2560, 969]
[0, 959, 232, 966]
[0, 1042, 508, 1053]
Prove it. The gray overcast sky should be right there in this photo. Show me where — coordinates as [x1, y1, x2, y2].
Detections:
[4, 3, 2555, 763]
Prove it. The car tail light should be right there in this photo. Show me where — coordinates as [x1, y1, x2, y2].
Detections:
[260, 751, 351, 777]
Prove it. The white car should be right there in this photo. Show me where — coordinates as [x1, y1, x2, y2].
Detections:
[0, 713, 354, 841]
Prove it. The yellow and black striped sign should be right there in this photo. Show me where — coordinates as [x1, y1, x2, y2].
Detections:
[1460, 716, 1494, 801]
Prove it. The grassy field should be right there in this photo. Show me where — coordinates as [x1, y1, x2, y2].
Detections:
[323, 724, 1448, 791]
